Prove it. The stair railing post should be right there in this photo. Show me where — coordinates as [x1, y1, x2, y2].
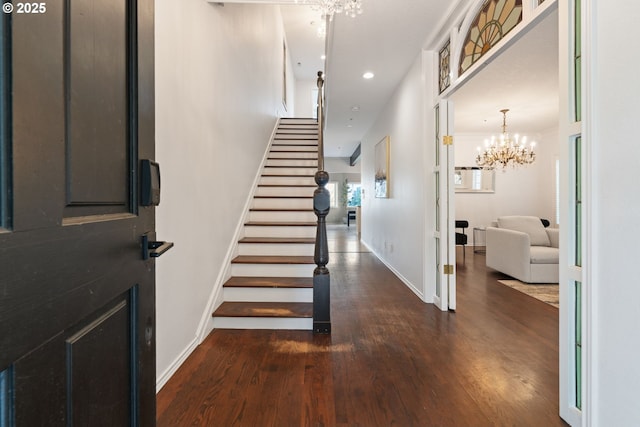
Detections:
[313, 71, 331, 333]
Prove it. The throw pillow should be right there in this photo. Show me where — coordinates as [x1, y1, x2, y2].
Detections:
[497, 216, 551, 246]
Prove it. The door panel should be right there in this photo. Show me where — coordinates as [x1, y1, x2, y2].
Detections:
[66, 294, 132, 425]
[0, 0, 156, 424]
[67, 0, 129, 212]
[434, 100, 456, 311]
[0, 12, 9, 230]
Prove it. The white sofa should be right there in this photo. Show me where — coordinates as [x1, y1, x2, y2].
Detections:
[486, 216, 559, 283]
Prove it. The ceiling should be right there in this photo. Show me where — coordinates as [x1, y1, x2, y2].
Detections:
[451, 8, 559, 136]
[216, 0, 559, 157]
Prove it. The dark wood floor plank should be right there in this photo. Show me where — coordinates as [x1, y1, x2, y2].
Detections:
[158, 227, 567, 427]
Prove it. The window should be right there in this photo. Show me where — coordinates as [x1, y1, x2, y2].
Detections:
[326, 182, 338, 207]
[347, 183, 362, 207]
[459, 0, 523, 76]
[472, 170, 482, 190]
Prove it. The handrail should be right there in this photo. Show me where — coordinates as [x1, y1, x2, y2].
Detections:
[313, 70, 330, 334]
[316, 71, 325, 171]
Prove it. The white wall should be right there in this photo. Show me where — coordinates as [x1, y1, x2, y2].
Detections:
[361, 54, 430, 300]
[294, 78, 317, 118]
[325, 156, 360, 174]
[590, 1, 640, 423]
[454, 127, 559, 237]
[154, 1, 292, 389]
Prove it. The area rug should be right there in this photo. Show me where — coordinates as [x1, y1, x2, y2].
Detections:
[497, 280, 559, 308]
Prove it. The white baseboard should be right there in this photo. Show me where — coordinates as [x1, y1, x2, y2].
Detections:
[360, 240, 427, 302]
[156, 335, 199, 393]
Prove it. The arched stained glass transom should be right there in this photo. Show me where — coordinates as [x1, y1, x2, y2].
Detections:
[439, 40, 451, 94]
[459, 0, 523, 76]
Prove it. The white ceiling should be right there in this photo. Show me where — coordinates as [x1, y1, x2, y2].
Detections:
[451, 8, 559, 136]
[216, 0, 559, 157]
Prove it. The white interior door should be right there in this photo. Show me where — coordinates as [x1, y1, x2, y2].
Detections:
[433, 100, 456, 311]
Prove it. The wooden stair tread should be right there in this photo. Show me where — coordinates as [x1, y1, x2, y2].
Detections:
[261, 174, 315, 178]
[231, 255, 315, 264]
[264, 165, 317, 168]
[244, 221, 316, 226]
[239, 237, 315, 244]
[267, 157, 318, 160]
[213, 302, 312, 318]
[272, 143, 318, 146]
[253, 195, 313, 199]
[249, 208, 314, 212]
[257, 184, 316, 188]
[268, 150, 318, 153]
[223, 276, 313, 288]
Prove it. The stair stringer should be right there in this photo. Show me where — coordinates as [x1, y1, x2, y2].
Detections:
[211, 118, 319, 330]
[195, 118, 282, 344]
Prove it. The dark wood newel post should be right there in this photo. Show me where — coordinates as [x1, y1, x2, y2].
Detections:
[313, 71, 331, 333]
[313, 170, 331, 333]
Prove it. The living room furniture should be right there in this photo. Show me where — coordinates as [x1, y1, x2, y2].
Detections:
[473, 227, 486, 254]
[455, 220, 469, 260]
[486, 216, 559, 283]
[347, 209, 356, 227]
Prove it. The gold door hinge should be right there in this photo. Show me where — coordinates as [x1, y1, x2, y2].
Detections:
[443, 135, 453, 145]
[444, 264, 454, 275]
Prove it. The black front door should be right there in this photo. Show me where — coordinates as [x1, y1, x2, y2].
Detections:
[0, 0, 156, 424]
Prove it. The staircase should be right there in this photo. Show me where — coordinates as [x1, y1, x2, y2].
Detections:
[212, 118, 319, 330]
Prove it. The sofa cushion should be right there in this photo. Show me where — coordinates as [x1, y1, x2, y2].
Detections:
[530, 246, 559, 264]
[497, 216, 551, 247]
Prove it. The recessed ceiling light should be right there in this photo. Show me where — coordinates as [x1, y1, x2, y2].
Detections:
[363, 72, 374, 79]
[321, 55, 326, 60]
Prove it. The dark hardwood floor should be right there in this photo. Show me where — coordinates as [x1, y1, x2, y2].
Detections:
[157, 227, 567, 427]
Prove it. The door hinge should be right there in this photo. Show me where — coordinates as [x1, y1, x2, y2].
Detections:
[443, 135, 453, 145]
[444, 264, 454, 275]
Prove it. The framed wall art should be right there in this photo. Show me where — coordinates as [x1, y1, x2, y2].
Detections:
[374, 136, 390, 198]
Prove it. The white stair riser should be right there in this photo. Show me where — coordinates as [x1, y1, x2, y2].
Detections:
[270, 145, 317, 152]
[256, 187, 314, 197]
[274, 134, 318, 140]
[263, 167, 316, 176]
[268, 152, 317, 159]
[266, 159, 317, 167]
[277, 125, 317, 129]
[280, 118, 317, 125]
[230, 263, 314, 277]
[223, 287, 312, 303]
[248, 210, 316, 222]
[271, 138, 318, 147]
[243, 225, 316, 238]
[252, 198, 312, 209]
[259, 176, 316, 186]
[276, 129, 318, 135]
[212, 317, 313, 330]
[238, 243, 314, 256]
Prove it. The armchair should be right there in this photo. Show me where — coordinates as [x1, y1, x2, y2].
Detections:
[486, 216, 559, 283]
[455, 220, 469, 260]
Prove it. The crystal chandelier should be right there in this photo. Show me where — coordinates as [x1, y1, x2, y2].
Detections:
[475, 109, 536, 169]
[303, 0, 364, 19]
